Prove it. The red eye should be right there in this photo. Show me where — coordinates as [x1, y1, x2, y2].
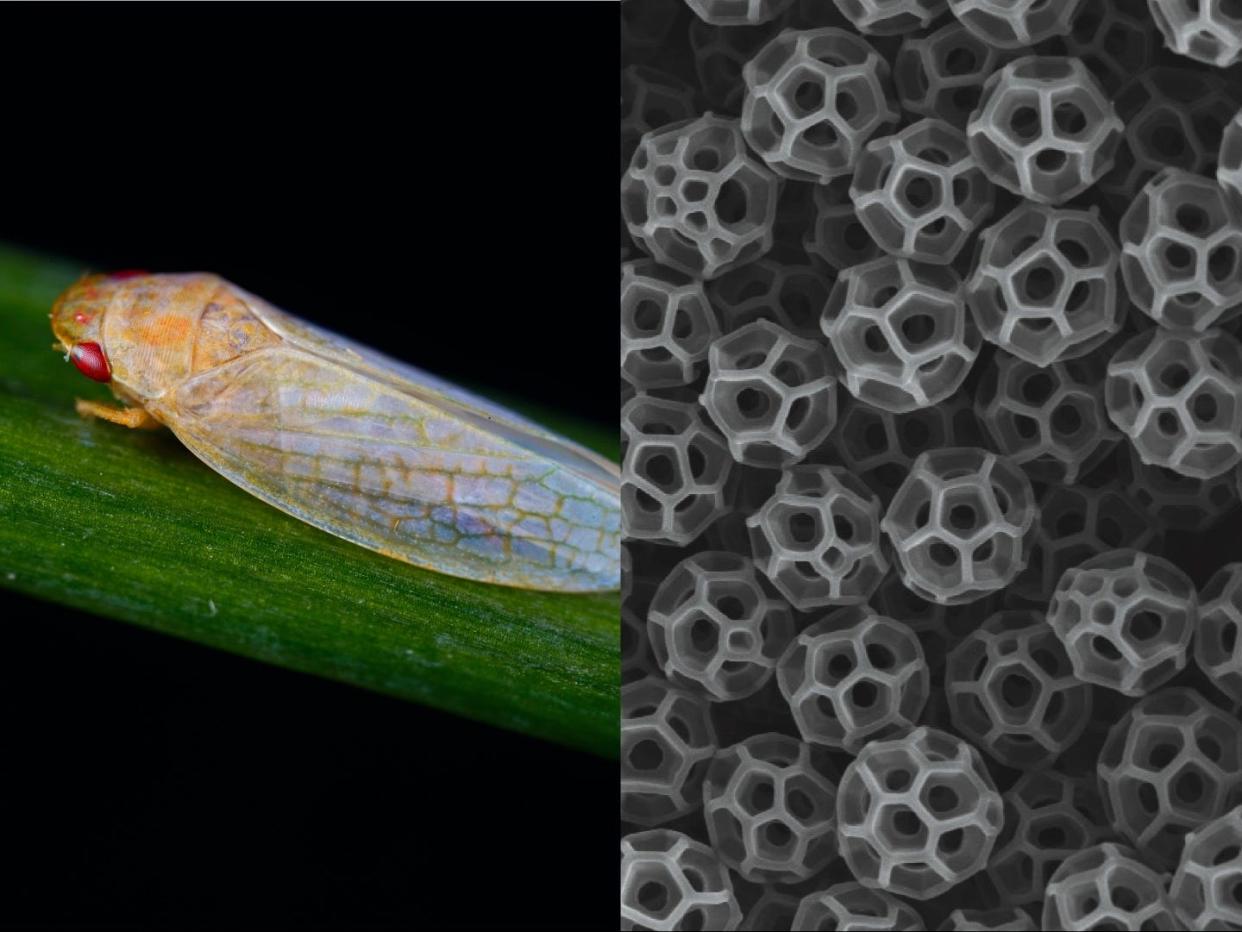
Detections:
[108, 269, 150, 280]
[71, 342, 112, 382]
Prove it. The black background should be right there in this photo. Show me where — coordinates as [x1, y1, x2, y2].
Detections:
[0, 3, 615, 929]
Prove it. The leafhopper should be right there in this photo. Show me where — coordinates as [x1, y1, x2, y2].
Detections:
[51, 272, 621, 592]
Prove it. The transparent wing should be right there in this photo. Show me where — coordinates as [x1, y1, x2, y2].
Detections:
[161, 346, 620, 592]
[239, 290, 620, 495]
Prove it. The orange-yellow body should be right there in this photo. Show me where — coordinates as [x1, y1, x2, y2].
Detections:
[51, 273, 621, 592]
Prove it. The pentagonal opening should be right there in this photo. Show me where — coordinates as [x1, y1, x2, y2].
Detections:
[850, 679, 879, 709]
[885, 768, 912, 791]
[1173, 766, 1208, 806]
[898, 312, 938, 349]
[629, 738, 665, 771]
[760, 818, 795, 852]
[1209, 245, 1238, 282]
[637, 880, 671, 914]
[741, 775, 776, 815]
[1009, 105, 1041, 141]
[863, 325, 891, 356]
[787, 511, 821, 546]
[1092, 635, 1123, 661]
[944, 46, 977, 75]
[1000, 670, 1037, 710]
[930, 540, 958, 566]
[642, 451, 679, 490]
[736, 386, 774, 420]
[865, 642, 895, 670]
[692, 146, 721, 172]
[902, 174, 939, 214]
[727, 629, 754, 653]
[1034, 149, 1067, 173]
[1020, 264, 1062, 305]
[803, 122, 838, 147]
[822, 649, 854, 683]
[793, 81, 825, 117]
[1159, 363, 1191, 392]
[1193, 392, 1219, 425]
[1156, 410, 1181, 436]
[770, 359, 805, 389]
[884, 805, 928, 846]
[835, 90, 858, 121]
[1056, 237, 1091, 268]
[715, 178, 748, 226]
[1052, 403, 1083, 436]
[1111, 884, 1139, 911]
[1126, 610, 1163, 641]
[1164, 241, 1195, 275]
[689, 616, 719, 654]
[1176, 203, 1210, 235]
[923, 782, 960, 815]
[1053, 102, 1087, 136]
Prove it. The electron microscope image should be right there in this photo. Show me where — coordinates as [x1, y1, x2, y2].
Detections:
[620, 0, 1242, 927]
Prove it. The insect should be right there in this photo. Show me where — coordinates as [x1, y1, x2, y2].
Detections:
[51, 272, 621, 592]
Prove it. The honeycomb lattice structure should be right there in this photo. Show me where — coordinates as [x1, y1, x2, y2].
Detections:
[826, 393, 985, 505]
[1098, 687, 1242, 870]
[1101, 67, 1240, 212]
[1047, 548, 1197, 696]
[880, 447, 1037, 605]
[1170, 804, 1242, 931]
[1196, 563, 1242, 707]
[792, 882, 926, 931]
[1042, 842, 1180, 931]
[830, 0, 946, 36]
[739, 888, 801, 932]
[804, 175, 883, 271]
[685, 0, 793, 26]
[849, 119, 994, 265]
[947, 0, 1082, 49]
[893, 19, 1013, 129]
[1118, 442, 1242, 532]
[622, 395, 734, 545]
[821, 257, 978, 413]
[1010, 482, 1162, 606]
[1058, 0, 1161, 94]
[836, 726, 1003, 899]
[621, 113, 780, 280]
[621, 259, 720, 390]
[622, 675, 718, 827]
[702, 732, 839, 883]
[706, 252, 832, 341]
[1118, 167, 1242, 330]
[965, 203, 1122, 366]
[701, 320, 839, 468]
[621, 65, 700, 174]
[747, 465, 889, 608]
[1105, 326, 1242, 479]
[975, 352, 1118, 485]
[621, 829, 742, 931]
[945, 610, 1092, 769]
[1148, 0, 1242, 68]
[966, 56, 1123, 205]
[777, 607, 929, 752]
[648, 551, 797, 701]
[936, 907, 1035, 931]
[1222, 107, 1242, 208]
[986, 770, 1106, 908]
[741, 27, 899, 184]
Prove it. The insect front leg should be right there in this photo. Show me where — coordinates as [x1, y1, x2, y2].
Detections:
[74, 399, 162, 430]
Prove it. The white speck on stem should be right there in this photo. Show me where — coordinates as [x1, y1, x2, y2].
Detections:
[4, 572, 14, 581]
[207, 599, 218, 617]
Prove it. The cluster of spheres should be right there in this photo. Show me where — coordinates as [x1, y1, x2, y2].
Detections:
[621, 0, 1242, 928]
